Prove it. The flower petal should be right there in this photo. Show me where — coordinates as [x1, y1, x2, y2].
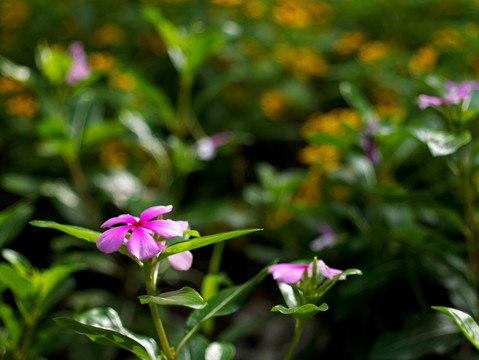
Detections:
[268, 263, 308, 284]
[101, 214, 137, 228]
[127, 227, 165, 260]
[97, 225, 133, 253]
[418, 95, 443, 109]
[313, 260, 345, 280]
[139, 205, 173, 222]
[168, 251, 193, 271]
[142, 219, 184, 239]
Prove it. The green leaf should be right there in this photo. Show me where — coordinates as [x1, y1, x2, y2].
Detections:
[54, 307, 159, 360]
[271, 303, 329, 321]
[0, 303, 21, 349]
[36, 42, 72, 84]
[0, 263, 34, 298]
[277, 282, 298, 308]
[0, 201, 35, 249]
[37, 263, 81, 303]
[432, 306, 479, 349]
[139, 287, 207, 309]
[412, 128, 471, 156]
[181, 267, 268, 352]
[176, 334, 209, 360]
[158, 228, 262, 260]
[339, 81, 375, 121]
[205, 342, 236, 360]
[30, 220, 100, 243]
[2, 249, 33, 276]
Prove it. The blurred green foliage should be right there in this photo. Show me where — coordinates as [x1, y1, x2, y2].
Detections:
[2, 0, 479, 359]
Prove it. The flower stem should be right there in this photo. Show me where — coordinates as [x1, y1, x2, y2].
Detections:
[283, 319, 305, 360]
[144, 262, 175, 360]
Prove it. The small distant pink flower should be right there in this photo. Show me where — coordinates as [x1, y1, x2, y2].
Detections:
[97, 205, 187, 261]
[194, 132, 231, 161]
[65, 41, 91, 85]
[418, 95, 443, 109]
[268, 260, 345, 284]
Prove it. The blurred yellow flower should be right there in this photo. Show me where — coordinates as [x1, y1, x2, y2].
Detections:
[295, 167, 323, 204]
[409, 46, 438, 74]
[275, 45, 328, 78]
[6, 94, 38, 118]
[266, 207, 292, 229]
[432, 28, 463, 49]
[109, 71, 136, 91]
[333, 31, 366, 55]
[90, 24, 125, 47]
[273, 0, 332, 28]
[239, 38, 264, 57]
[100, 141, 129, 168]
[89, 52, 116, 72]
[211, 0, 243, 5]
[301, 109, 361, 137]
[299, 144, 341, 171]
[0, 77, 24, 95]
[358, 41, 390, 63]
[0, 0, 30, 30]
[370, 86, 406, 122]
[374, 104, 406, 122]
[465, 23, 479, 38]
[260, 89, 288, 120]
[242, 0, 267, 19]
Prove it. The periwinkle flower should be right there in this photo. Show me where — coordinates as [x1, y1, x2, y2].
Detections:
[310, 224, 336, 251]
[65, 41, 91, 85]
[194, 132, 231, 161]
[268, 260, 345, 284]
[359, 118, 379, 165]
[418, 80, 479, 109]
[97, 205, 187, 261]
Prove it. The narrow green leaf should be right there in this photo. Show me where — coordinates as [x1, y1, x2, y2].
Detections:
[158, 229, 262, 260]
[432, 306, 479, 349]
[2, 249, 33, 276]
[30, 220, 100, 243]
[54, 307, 159, 360]
[179, 267, 268, 353]
[271, 303, 329, 321]
[205, 342, 236, 360]
[412, 128, 471, 156]
[0, 303, 21, 349]
[277, 283, 298, 308]
[0, 201, 35, 249]
[139, 287, 207, 309]
[339, 81, 376, 120]
[37, 264, 81, 302]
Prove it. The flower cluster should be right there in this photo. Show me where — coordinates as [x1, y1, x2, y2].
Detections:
[97, 205, 192, 269]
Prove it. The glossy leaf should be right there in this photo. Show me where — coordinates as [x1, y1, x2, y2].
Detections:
[205, 342, 236, 360]
[54, 307, 159, 360]
[30, 220, 100, 243]
[277, 282, 298, 308]
[176, 334, 209, 360]
[139, 287, 207, 309]
[432, 306, 479, 349]
[271, 303, 329, 321]
[412, 128, 471, 156]
[158, 228, 262, 260]
[2, 249, 33, 276]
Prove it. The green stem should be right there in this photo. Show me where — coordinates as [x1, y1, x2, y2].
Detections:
[458, 145, 478, 288]
[144, 262, 175, 360]
[283, 319, 305, 360]
[177, 75, 205, 140]
[15, 309, 40, 360]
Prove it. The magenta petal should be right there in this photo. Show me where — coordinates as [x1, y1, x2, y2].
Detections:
[139, 205, 173, 222]
[313, 260, 345, 280]
[168, 251, 193, 271]
[97, 225, 133, 253]
[268, 263, 308, 284]
[101, 214, 137, 228]
[418, 95, 443, 109]
[142, 219, 184, 239]
[126, 228, 163, 260]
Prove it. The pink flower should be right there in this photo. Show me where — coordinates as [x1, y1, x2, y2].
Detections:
[97, 205, 187, 261]
[194, 132, 231, 161]
[418, 80, 479, 109]
[268, 260, 345, 284]
[65, 41, 91, 85]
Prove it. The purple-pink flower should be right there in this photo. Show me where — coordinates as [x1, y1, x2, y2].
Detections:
[194, 132, 231, 161]
[268, 260, 345, 284]
[65, 41, 91, 85]
[418, 80, 479, 109]
[97, 205, 188, 262]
